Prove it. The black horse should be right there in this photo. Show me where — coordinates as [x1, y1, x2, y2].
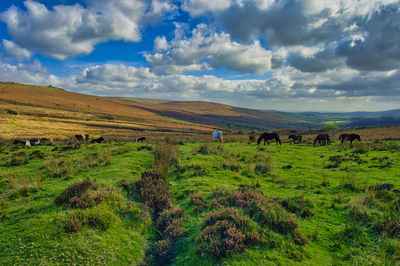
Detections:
[339, 133, 361, 144]
[314, 134, 330, 146]
[257, 132, 282, 145]
[90, 137, 106, 144]
[288, 134, 302, 144]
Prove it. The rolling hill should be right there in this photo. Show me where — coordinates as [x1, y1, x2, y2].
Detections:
[0, 82, 312, 140]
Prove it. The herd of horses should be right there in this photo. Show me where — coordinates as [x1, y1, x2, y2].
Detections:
[212, 131, 361, 146]
[11, 131, 361, 148]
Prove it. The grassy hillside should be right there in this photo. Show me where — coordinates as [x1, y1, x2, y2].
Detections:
[0, 82, 220, 140]
[151, 101, 314, 130]
[1, 138, 399, 264]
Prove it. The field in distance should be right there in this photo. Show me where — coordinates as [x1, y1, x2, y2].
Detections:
[1, 138, 399, 264]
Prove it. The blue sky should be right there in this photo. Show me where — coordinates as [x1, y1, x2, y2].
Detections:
[0, 0, 399, 112]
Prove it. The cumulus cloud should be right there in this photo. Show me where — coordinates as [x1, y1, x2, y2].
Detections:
[145, 24, 285, 74]
[1, 40, 31, 61]
[0, 0, 175, 60]
[1, 59, 399, 111]
[183, 0, 400, 73]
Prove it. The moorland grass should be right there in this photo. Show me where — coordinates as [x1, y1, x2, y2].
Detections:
[0, 140, 399, 265]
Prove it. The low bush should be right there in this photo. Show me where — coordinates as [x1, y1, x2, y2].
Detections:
[4, 151, 29, 166]
[29, 150, 45, 159]
[153, 143, 180, 178]
[135, 171, 171, 219]
[348, 197, 370, 225]
[374, 220, 400, 238]
[0, 195, 8, 218]
[43, 158, 74, 178]
[248, 153, 272, 174]
[156, 207, 184, 240]
[383, 238, 400, 263]
[280, 195, 314, 218]
[63, 211, 85, 233]
[137, 145, 152, 151]
[198, 142, 224, 155]
[197, 208, 260, 258]
[63, 208, 114, 233]
[190, 193, 208, 211]
[3, 173, 42, 198]
[86, 207, 115, 231]
[54, 178, 99, 207]
[226, 187, 298, 234]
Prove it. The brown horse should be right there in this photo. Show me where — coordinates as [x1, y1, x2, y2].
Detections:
[339, 133, 361, 144]
[257, 132, 281, 145]
[314, 134, 330, 146]
[288, 134, 302, 144]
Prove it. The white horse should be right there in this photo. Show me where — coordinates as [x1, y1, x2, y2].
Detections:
[212, 131, 223, 142]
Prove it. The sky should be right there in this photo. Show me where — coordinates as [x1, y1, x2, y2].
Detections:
[0, 0, 399, 112]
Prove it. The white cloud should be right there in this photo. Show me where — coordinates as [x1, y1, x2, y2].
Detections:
[0, 0, 176, 60]
[1, 40, 31, 61]
[145, 24, 283, 75]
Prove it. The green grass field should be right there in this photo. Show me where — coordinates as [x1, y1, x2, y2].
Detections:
[1, 139, 399, 265]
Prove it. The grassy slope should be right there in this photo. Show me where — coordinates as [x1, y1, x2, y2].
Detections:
[153, 101, 313, 130]
[1, 139, 399, 264]
[0, 82, 219, 140]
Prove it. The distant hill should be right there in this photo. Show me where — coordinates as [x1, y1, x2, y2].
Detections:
[1, 81, 399, 140]
[273, 110, 400, 128]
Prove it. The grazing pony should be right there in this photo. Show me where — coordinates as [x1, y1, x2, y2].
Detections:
[339, 133, 361, 144]
[212, 131, 223, 142]
[90, 137, 106, 144]
[75, 134, 89, 142]
[314, 134, 330, 146]
[288, 135, 302, 144]
[257, 132, 281, 145]
[136, 137, 146, 143]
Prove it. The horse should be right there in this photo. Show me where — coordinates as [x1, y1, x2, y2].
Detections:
[339, 133, 361, 144]
[75, 134, 89, 142]
[212, 131, 223, 142]
[314, 134, 330, 146]
[288, 134, 302, 144]
[257, 132, 281, 145]
[90, 137, 106, 144]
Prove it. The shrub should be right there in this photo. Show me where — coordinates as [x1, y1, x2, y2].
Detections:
[190, 193, 208, 211]
[348, 197, 370, 225]
[29, 150, 45, 159]
[43, 158, 74, 178]
[54, 178, 98, 207]
[156, 207, 184, 240]
[383, 238, 400, 263]
[226, 187, 298, 234]
[198, 142, 223, 155]
[3, 173, 42, 198]
[253, 202, 298, 234]
[280, 195, 314, 218]
[137, 145, 152, 151]
[222, 156, 241, 172]
[293, 230, 308, 245]
[341, 174, 360, 191]
[98, 149, 112, 165]
[63, 211, 85, 233]
[86, 208, 115, 231]
[135, 171, 171, 219]
[248, 153, 272, 174]
[374, 220, 400, 238]
[0, 195, 8, 218]
[351, 142, 370, 154]
[4, 151, 28, 166]
[153, 143, 180, 178]
[197, 208, 260, 258]
[152, 239, 175, 265]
